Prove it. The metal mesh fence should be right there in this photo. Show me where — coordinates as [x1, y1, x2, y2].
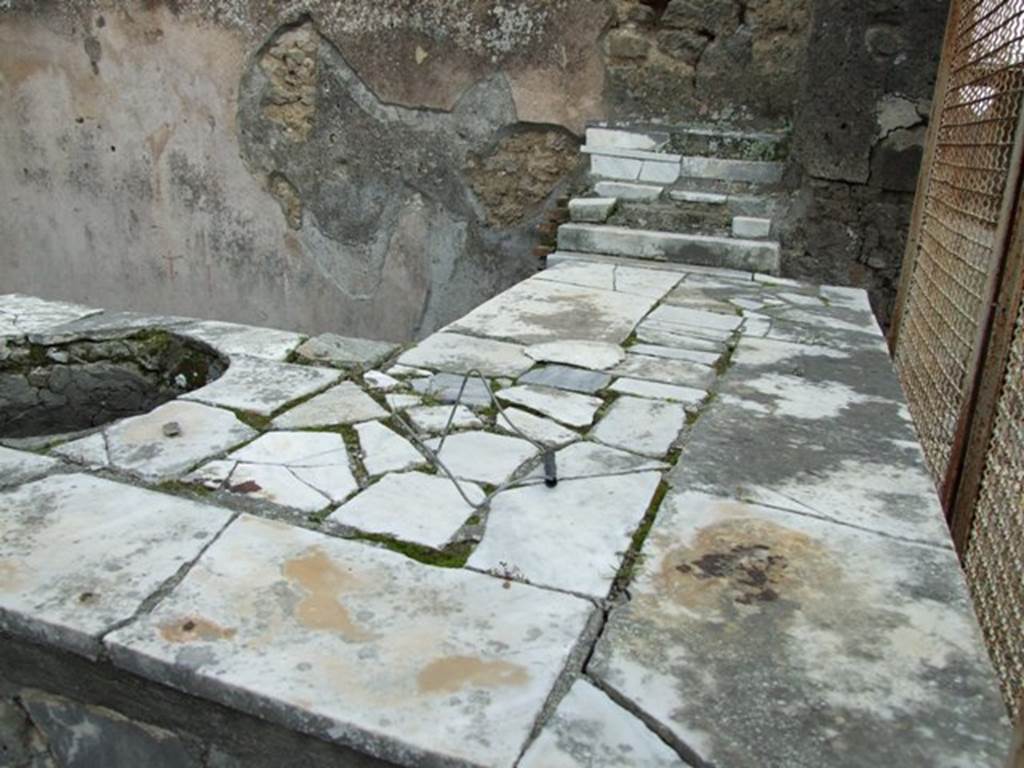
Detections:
[894, 0, 1024, 480]
[964, 295, 1024, 719]
[893, 0, 1024, 721]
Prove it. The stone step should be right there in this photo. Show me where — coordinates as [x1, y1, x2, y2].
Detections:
[585, 127, 669, 153]
[587, 148, 680, 185]
[557, 223, 780, 274]
[593, 181, 663, 201]
[585, 124, 789, 161]
[679, 156, 785, 185]
[732, 216, 772, 239]
[667, 189, 778, 220]
[568, 197, 618, 224]
[670, 190, 728, 205]
[607, 201, 732, 237]
[667, 126, 789, 161]
[668, 175, 779, 196]
[581, 145, 682, 163]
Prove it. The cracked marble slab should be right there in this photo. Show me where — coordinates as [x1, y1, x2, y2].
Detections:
[411, 373, 493, 406]
[38, 310, 193, 342]
[645, 304, 743, 335]
[49, 433, 109, 468]
[635, 322, 729, 352]
[385, 393, 422, 411]
[588, 490, 1011, 768]
[629, 342, 721, 367]
[729, 334, 903, 402]
[524, 340, 625, 371]
[200, 432, 359, 512]
[294, 333, 398, 370]
[669, 390, 953, 547]
[363, 370, 402, 391]
[611, 353, 715, 389]
[271, 382, 387, 429]
[0, 473, 231, 658]
[516, 441, 668, 486]
[535, 261, 684, 299]
[326, 471, 483, 549]
[468, 472, 663, 598]
[224, 463, 336, 513]
[449, 277, 658, 345]
[182, 356, 341, 416]
[520, 678, 685, 767]
[763, 313, 887, 351]
[496, 385, 603, 428]
[0, 445, 60, 488]
[96, 400, 256, 482]
[0, 294, 102, 337]
[495, 408, 579, 448]
[396, 332, 533, 378]
[355, 421, 425, 476]
[229, 431, 350, 468]
[176, 320, 304, 362]
[591, 397, 688, 459]
[425, 430, 538, 486]
[105, 514, 595, 767]
[609, 378, 706, 407]
[403, 404, 482, 434]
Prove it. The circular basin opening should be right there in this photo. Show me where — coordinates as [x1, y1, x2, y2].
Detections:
[0, 329, 227, 438]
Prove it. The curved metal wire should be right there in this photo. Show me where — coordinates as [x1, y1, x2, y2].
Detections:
[388, 369, 558, 510]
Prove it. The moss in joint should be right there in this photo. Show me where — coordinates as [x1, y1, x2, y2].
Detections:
[612, 479, 671, 594]
[351, 532, 474, 568]
[234, 411, 273, 431]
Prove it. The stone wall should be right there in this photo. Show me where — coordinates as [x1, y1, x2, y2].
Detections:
[0, 0, 818, 343]
[0, 1, 608, 342]
[786, 0, 949, 328]
[605, 0, 811, 125]
[0, 0, 944, 338]
[1, 634, 393, 768]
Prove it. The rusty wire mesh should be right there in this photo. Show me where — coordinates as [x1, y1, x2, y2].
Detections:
[894, 0, 1024, 480]
[964, 294, 1024, 719]
[893, 0, 1024, 720]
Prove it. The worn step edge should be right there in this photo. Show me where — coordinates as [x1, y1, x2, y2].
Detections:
[545, 250, 755, 281]
[669, 190, 728, 205]
[731, 216, 773, 239]
[581, 145, 683, 163]
[593, 181, 663, 201]
[569, 197, 619, 224]
[679, 156, 785, 185]
[557, 224, 780, 275]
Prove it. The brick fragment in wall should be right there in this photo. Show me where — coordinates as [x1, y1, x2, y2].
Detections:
[259, 22, 319, 142]
[465, 129, 581, 227]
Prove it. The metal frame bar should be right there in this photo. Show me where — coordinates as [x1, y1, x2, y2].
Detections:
[946, 180, 1024, 550]
[890, 0, 962, 351]
[941, 77, 1024, 518]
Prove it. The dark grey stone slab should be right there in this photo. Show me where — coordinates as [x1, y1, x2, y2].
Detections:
[669, 388, 950, 547]
[21, 690, 202, 768]
[411, 373, 493, 406]
[518, 364, 612, 394]
[295, 333, 399, 370]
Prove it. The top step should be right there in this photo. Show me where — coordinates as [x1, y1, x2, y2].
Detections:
[585, 125, 790, 162]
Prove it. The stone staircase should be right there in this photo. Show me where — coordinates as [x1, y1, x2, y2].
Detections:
[557, 124, 790, 274]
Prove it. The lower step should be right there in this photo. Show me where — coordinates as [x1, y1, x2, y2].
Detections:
[607, 201, 732, 236]
[557, 223, 780, 274]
